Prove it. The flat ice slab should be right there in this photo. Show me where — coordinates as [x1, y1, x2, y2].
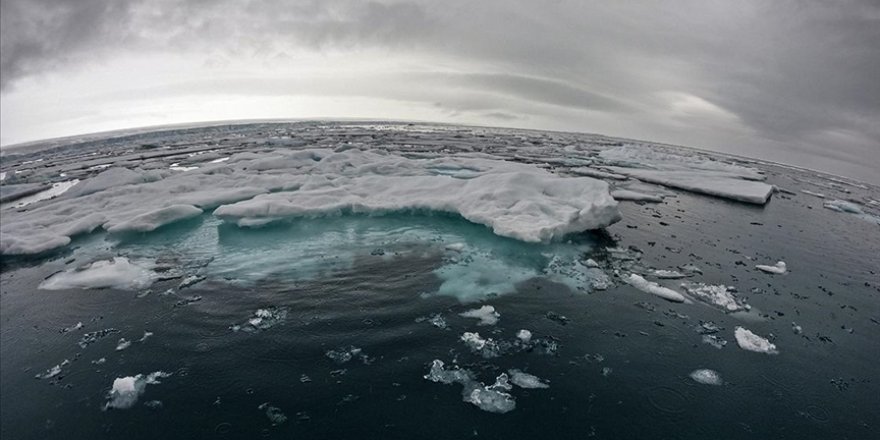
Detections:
[1, 149, 621, 255]
[606, 168, 774, 204]
[39, 257, 157, 290]
[734, 326, 779, 354]
[624, 273, 686, 302]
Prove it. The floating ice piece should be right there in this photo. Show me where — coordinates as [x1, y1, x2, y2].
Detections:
[103, 371, 171, 410]
[653, 269, 686, 279]
[800, 189, 825, 198]
[138, 331, 154, 342]
[702, 334, 727, 349]
[624, 274, 685, 302]
[106, 204, 202, 233]
[78, 328, 120, 348]
[178, 275, 205, 289]
[461, 332, 501, 358]
[755, 261, 787, 274]
[39, 257, 157, 290]
[610, 190, 663, 203]
[258, 403, 287, 425]
[508, 369, 549, 389]
[231, 307, 288, 332]
[689, 369, 723, 385]
[416, 313, 449, 329]
[61, 321, 84, 333]
[116, 338, 132, 351]
[35, 360, 70, 379]
[681, 282, 747, 312]
[325, 346, 371, 365]
[424, 360, 516, 413]
[734, 327, 778, 354]
[516, 329, 532, 343]
[823, 200, 880, 224]
[605, 168, 773, 204]
[459, 305, 500, 326]
[464, 374, 516, 414]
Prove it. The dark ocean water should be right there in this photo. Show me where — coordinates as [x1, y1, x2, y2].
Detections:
[1, 123, 878, 439]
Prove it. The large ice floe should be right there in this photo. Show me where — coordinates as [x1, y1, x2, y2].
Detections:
[597, 145, 774, 204]
[734, 327, 779, 354]
[0, 148, 619, 255]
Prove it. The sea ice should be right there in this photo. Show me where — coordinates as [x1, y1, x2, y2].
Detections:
[653, 269, 686, 279]
[605, 168, 774, 204]
[624, 274, 685, 302]
[423, 360, 516, 413]
[459, 305, 500, 326]
[103, 371, 172, 410]
[258, 403, 288, 425]
[734, 327, 779, 354]
[800, 189, 825, 198]
[461, 332, 501, 358]
[823, 200, 880, 224]
[516, 329, 532, 343]
[231, 307, 288, 332]
[569, 167, 628, 180]
[689, 369, 723, 385]
[106, 204, 203, 233]
[755, 261, 787, 274]
[35, 360, 69, 379]
[681, 282, 747, 312]
[508, 369, 549, 389]
[116, 338, 132, 351]
[39, 257, 157, 290]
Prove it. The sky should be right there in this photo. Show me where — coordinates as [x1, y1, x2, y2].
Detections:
[1, 0, 878, 183]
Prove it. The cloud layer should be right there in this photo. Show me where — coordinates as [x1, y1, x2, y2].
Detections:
[2, 0, 878, 182]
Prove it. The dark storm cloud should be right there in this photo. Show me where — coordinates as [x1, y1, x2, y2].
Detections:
[1, 0, 878, 179]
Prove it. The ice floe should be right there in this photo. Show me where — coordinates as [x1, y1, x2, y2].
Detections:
[103, 371, 172, 410]
[231, 307, 288, 332]
[605, 168, 774, 205]
[681, 282, 747, 312]
[258, 403, 288, 425]
[35, 360, 69, 379]
[516, 329, 532, 343]
[508, 369, 549, 389]
[459, 305, 500, 326]
[424, 360, 516, 413]
[689, 369, 723, 385]
[325, 346, 372, 365]
[756, 261, 787, 274]
[734, 327, 778, 354]
[461, 332, 501, 358]
[39, 257, 157, 290]
[624, 274, 686, 302]
[823, 200, 880, 224]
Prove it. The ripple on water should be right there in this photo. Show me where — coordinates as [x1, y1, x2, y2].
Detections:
[646, 386, 688, 414]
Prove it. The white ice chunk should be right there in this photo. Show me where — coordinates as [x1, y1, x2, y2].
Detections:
[689, 369, 723, 385]
[800, 189, 825, 198]
[823, 200, 880, 224]
[516, 329, 532, 343]
[653, 269, 686, 279]
[103, 371, 171, 410]
[624, 274, 685, 302]
[508, 369, 549, 389]
[610, 189, 664, 203]
[116, 338, 132, 351]
[755, 261, 786, 274]
[681, 282, 746, 312]
[734, 326, 778, 354]
[39, 257, 157, 290]
[459, 305, 500, 326]
[461, 332, 501, 358]
[605, 168, 774, 205]
[65, 168, 161, 199]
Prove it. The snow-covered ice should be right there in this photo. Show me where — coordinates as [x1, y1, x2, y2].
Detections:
[424, 360, 516, 413]
[624, 274, 685, 302]
[755, 261, 787, 274]
[689, 369, 723, 385]
[459, 305, 500, 326]
[461, 332, 501, 358]
[734, 327, 779, 354]
[103, 371, 172, 410]
[39, 257, 157, 290]
[516, 329, 532, 343]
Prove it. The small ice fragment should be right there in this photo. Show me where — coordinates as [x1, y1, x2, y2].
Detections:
[624, 274, 685, 302]
[445, 242, 466, 252]
[39, 257, 157, 291]
[428, 314, 448, 329]
[702, 334, 727, 349]
[508, 369, 549, 389]
[60, 321, 83, 333]
[734, 327, 779, 354]
[138, 331, 154, 342]
[103, 371, 171, 410]
[116, 338, 132, 351]
[144, 400, 163, 409]
[178, 275, 205, 289]
[791, 322, 803, 335]
[459, 305, 500, 326]
[423, 359, 476, 385]
[653, 269, 686, 279]
[258, 403, 287, 425]
[601, 367, 613, 377]
[585, 258, 599, 268]
[610, 189, 663, 203]
[516, 329, 532, 343]
[756, 261, 786, 274]
[463, 374, 516, 414]
[35, 360, 69, 379]
[681, 282, 746, 312]
[800, 189, 825, 198]
[92, 357, 106, 365]
[689, 369, 723, 385]
[460, 332, 501, 358]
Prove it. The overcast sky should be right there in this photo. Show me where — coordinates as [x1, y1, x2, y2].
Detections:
[1, 0, 878, 182]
